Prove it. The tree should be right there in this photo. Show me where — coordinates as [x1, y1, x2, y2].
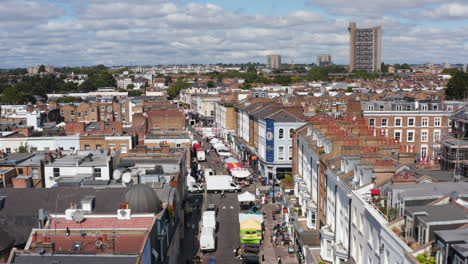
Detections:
[273, 75, 292, 86]
[168, 79, 191, 98]
[127, 84, 135, 90]
[1, 86, 22, 104]
[416, 253, 435, 264]
[446, 71, 468, 100]
[38, 65, 46, 73]
[207, 80, 215, 88]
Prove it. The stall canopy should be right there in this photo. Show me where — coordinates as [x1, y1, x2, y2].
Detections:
[240, 218, 262, 231]
[227, 163, 242, 169]
[225, 157, 239, 164]
[238, 191, 256, 202]
[213, 142, 226, 150]
[231, 169, 251, 178]
[210, 138, 219, 144]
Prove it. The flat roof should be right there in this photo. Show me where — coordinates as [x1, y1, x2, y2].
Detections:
[406, 203, 468, 224]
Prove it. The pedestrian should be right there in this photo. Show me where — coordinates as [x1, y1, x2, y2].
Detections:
[277, 256, 282, 264]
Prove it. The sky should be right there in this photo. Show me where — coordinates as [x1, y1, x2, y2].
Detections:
[1, 0, 468, 68]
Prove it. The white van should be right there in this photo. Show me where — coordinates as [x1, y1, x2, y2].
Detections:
[204, 168, 214, 178]
[200, 227, 216, 252]
[202, 211, 217, 231]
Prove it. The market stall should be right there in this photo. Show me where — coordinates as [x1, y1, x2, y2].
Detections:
[239, 218, 262, 244]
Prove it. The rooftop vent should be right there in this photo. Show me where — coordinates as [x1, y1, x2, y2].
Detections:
[72, 241, 82, 251]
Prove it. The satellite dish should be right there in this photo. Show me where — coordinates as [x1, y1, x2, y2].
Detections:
[122, 172, 132, 184]
[72, 210, 84, 223]
[119, 209, 127, 217]
[106, 105, 113, 113]
[113, 170, 122, 180]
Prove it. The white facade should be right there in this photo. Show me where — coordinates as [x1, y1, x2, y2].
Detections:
[0, 135, 80, 153]
[0, 105, 28, 119]
[44, 151, 111, 188]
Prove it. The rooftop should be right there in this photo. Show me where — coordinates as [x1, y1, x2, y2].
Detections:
[406, 203, 468, 224]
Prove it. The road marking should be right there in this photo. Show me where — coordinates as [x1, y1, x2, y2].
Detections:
[229, 206, 234, 209]
[222, 205, 227, 210]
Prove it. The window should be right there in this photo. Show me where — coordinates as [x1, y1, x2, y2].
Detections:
[395, 117, 402, 127]
[278, 146, 285, 161]
[326, 240, 332, 258]
[368, 105, 374, 111]
[434, 117, 441, 127]
[311, 211, 316, 227]
[5, 148, 11, 153]
[422, 117, 429, 127]
[421, 130, 428, 142]
[121, 144, 127, 153]
[289, 128, 294, 139]
[18, 168, 23, 175]
[289, 146, 293, 161]
[421, 104, 428, 110]
[53, 168, 60, 177]
[396, 105, 402, 111]
[369, 118, 375, 126]
[84, 111, 88, 117]
[407, 131, 414, 142]
[94, 168, 102, 178]
[109, 144, 116, 150]
[176, 143, 181, 148]
[96, 144, 102, 150]
[434, 130, 441, 142]
[408, 117, 415, 127]
[421, 145, 428, 158]
[77, 112, 82, 118]
[60, 111, 64, 116]
[121, 107, 125, 113]
[91, 108, 95, 113]
[379, 105, 384, 111]
[278, 128, 284, 139]
[381, 118, 388, 127]
[394, 131, 402, 141]
[84, 144, 90, 150]
[32, 168, 39, 179]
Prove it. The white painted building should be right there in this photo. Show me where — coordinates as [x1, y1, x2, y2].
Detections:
[0, 135, 80, 153]
[44, 150, 112, 188]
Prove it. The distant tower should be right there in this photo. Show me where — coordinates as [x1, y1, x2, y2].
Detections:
[317, 54, 332, 67]
[267, 55, 281, 70]
[348, 22, 382, 73]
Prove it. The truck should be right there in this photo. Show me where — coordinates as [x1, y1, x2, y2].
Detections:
[199, 226, 216, 252]
[206, 175, 241, 193]
[193, 143, 206, 162]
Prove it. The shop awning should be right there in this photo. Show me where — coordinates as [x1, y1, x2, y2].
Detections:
[371, 189, 381, 196]
[227, 163, 242, 169]
[240, 218, 262, 231]
[238, 191, 256, 202]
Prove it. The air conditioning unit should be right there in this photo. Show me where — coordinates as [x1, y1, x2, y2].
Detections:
[117, 209, 131, 220]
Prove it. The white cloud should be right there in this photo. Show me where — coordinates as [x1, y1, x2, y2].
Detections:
[419, 2, 468, 19]
[0, 0, 466, 67]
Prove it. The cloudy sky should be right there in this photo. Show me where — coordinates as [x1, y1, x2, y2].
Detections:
[1, 0, 468, 68]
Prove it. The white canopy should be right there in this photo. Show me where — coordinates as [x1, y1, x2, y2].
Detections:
[224, 157, 239, 164]
[238, 191, 256, 202]
[231, 169, 250, 178]
[213, 142, 226, 150]
[210, 138, 219, 144]
[239, 213, 263, 224]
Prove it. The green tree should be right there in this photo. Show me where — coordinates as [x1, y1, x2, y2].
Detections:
[127, 84, 135, 90]
[207, 80, 215, 88]
[446, 71, 468, 99]
[128, 90, 143, 97]
[273, 75, 292, 86]
[38, 65, 46, 73]
[1, 86, 22, 104]
[168, 79, 191, 98]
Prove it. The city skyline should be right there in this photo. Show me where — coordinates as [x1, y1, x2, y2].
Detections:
[1, 0, 468, 68]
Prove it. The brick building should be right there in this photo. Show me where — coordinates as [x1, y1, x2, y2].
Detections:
[362, 99, 457, 158]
